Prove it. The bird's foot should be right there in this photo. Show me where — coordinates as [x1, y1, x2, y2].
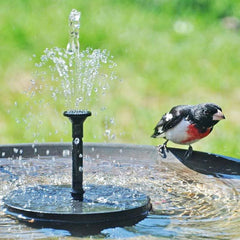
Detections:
[158, 144, 167, 158]
[158, 141, 169, 158]
[183, 145, 193, 161]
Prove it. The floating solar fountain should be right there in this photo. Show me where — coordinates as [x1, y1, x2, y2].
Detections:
[3, 110, 151, 234]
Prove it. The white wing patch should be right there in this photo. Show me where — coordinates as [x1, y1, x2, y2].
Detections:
[165, 113, 173, 121]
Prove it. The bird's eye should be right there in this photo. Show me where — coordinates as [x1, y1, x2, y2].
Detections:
[203, 109, 212, 115]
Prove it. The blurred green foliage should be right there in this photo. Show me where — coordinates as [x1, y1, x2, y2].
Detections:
[1, 0, 240, 157]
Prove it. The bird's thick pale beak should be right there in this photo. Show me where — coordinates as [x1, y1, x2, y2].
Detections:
[213, 109, 225, 120]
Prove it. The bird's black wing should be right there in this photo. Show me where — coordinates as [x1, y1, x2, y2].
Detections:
[151, 105, 191, 137]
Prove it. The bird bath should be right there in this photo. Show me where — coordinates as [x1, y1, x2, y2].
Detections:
[1, 9, 240, 239]
[1, 143, 240, 238]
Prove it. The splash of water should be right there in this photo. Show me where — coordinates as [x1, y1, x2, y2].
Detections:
[66, 9, 80, 56]
[33, 9, 117, 109]
[17, 9, 118, 142]
[34, 46, 116, 109]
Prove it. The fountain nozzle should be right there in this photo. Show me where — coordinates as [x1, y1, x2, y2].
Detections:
[64, 110, 91, 201]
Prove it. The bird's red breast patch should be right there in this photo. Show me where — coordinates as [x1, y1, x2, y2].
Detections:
[181, 124, 212, 144]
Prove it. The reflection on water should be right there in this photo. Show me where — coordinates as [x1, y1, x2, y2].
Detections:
[0, 144, 240, 239]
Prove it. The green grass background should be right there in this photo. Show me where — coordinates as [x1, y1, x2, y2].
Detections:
[1, 0, 240, 157]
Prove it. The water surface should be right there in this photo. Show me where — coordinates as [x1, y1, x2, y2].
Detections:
[0, 143, 239, 239]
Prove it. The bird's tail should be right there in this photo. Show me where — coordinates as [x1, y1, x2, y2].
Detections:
[151, 126, 165, 138]
[151, 128, 159, 138]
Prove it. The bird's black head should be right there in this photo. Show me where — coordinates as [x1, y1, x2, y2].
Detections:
[192, 103, 225, 128]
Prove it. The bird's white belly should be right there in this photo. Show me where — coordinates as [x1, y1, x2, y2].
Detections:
[165, 119, 198, 145]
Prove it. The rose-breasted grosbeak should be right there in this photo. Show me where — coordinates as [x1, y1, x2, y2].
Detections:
[151, 103, 225, 159]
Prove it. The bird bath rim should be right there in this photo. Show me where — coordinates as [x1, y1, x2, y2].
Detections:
[0, 142, 239, 177]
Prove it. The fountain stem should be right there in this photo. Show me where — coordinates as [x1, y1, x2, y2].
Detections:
[63, 110, 91, 201]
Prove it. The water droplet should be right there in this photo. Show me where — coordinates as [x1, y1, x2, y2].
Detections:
[75, 97, 83, 105]
[30, 79, 36, 85]
[111, 134, 116, 140]
[78, 166, 83, 172]
[79, 153, 83, 158]
[52, 92, 57, 100]
[62, 149, 70, 157]
[46, 150, 50, 155]
[2, 152, 5, 157]
[110, 118, 115, 124]
[13, 148, 18, 154]
[105, 129, 111, 136]
[74, 138, 80, 145]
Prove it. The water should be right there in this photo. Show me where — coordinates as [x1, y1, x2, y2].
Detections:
[33, 46, 116, 109]
[4, 185, 148, 213]
[0, 143, 240, 239]
[66, 9, 80, 56]
[14, 9, 118, 143]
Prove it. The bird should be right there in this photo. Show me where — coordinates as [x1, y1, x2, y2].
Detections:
[151, 103, 225, 159]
